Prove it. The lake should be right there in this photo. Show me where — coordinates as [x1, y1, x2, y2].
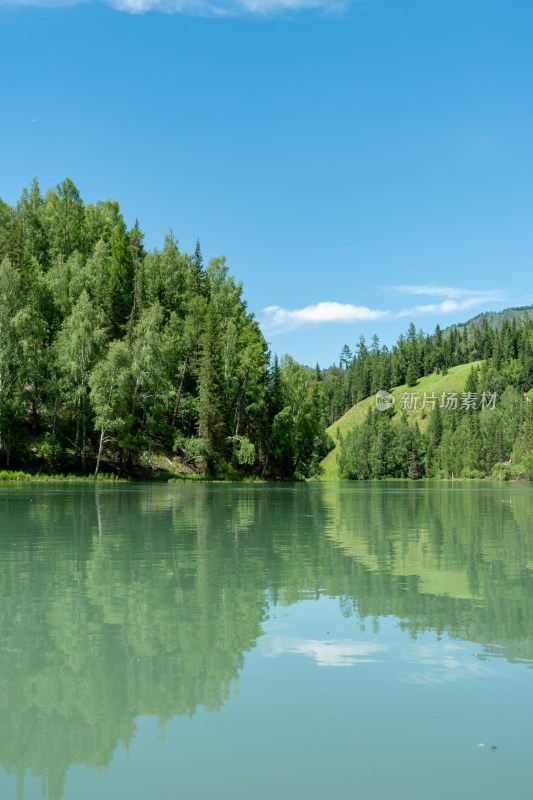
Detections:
[0, 481, 532, 799]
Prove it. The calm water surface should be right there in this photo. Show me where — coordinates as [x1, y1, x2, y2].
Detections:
[0, 481, 532, 799]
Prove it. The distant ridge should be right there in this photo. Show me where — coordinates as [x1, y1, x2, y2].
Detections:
[444, 304, 533, 335]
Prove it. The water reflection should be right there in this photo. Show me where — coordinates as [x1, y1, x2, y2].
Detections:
[0, 481, 532, 798]
[261, 636, 390, 666]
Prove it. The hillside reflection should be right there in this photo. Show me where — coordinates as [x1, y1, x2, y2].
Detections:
[0, 481, 532, 798]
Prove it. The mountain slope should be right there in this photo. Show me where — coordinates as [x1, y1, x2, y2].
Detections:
[320, 362, 481, 479]
[444, 305, 533, 336]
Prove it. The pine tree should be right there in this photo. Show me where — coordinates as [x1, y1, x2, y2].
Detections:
[108, 218, 135, 335]
[129, 219, 146, 320]
[464, 367, 477, 395]
[339, 344, 352, 369]
[426, 403, 442, 476]
[406, 360, 418, 387]
[197, 305, 226, 472]
[481, 316, 492, 360]
[190, 239, 208, 298]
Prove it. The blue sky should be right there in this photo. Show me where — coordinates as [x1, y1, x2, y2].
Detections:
[1, 0, 532, 366]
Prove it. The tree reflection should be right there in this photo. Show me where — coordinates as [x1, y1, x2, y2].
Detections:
[0, 482, 532, 797]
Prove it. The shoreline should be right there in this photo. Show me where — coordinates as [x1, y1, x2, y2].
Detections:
[0, 469, 529, 485]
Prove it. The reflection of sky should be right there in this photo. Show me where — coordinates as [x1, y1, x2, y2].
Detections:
[396, 642, 497, 685]
[261, 637, 390, 667]
[259, 597, 505, 684]
[3, 596, 531, 799]
[260, 634, 497, 682]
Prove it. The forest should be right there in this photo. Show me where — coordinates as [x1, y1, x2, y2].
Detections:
[0, 178, 324, 479]
[323, 314, 533, 480]
[0, 177, 532, 480]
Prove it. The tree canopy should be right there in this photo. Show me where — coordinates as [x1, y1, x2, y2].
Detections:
[0, 178, 327, 479]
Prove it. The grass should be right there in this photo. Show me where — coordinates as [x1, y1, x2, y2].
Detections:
[320, 361, 481, 479]
[0, 470, 128, 482]
[0, 468, 274, 485]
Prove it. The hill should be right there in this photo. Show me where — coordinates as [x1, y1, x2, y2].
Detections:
[320, 362, 481, 479]
[0, 178, 323, 481]
[444, 305, 533, 336]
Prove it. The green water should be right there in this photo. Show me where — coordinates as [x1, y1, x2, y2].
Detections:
[0, 481, 532, 799]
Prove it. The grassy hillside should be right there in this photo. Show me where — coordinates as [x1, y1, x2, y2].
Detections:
[320, 361, 481, 479]
[319, 490, 477, 599]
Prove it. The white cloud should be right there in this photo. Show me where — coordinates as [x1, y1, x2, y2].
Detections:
[113, 0, 344, 11]
[388, 285, 505, 302]
[262, 301, 390, 333]
[391, 285, 507, 319]
[0, 0, 350, 15]
[396, 296, 503, 318]
[261, 286, 507, 333]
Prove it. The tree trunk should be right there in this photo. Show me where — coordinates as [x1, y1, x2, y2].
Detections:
[95, 427, 105, 476]
[145, 434, 153, 477]
[132, 241, 139, 319]
[171, 357, 188, 427]
[81, 393, 87, 473]
[74, 396, 81, 457]
[234, 398, 242, 438]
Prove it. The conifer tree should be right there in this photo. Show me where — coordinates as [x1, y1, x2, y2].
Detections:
[190, 238, 208, 298]
[197, 305, 226, 472]
[406, 360, 418, 387]
[129, 220, 146, 320]
[108, 218, 135, 335]
[426, 403, 442, 476]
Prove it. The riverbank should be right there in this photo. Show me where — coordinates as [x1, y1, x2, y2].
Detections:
[0, 468, 529, 484]
[0, 469, 280, 484]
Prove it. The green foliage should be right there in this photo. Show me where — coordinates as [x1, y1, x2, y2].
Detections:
[339, 407, 424, 480]
[89, 340, 134, 475]
[55, 291, 107, 472]
[322, 308, 533, 482]
[267, 356, 324, 478]
[405, 360, 418, 387]
[517, 452, 533, 480]
[491, 462, 514, 481]
[337, 363, 533, 482]
[0, 180, 329, 479]
[6, 177, 532, 484]
[227, 436, 256, 467]
[197, 304, 226, 472]
[108, 218, 135, 334]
